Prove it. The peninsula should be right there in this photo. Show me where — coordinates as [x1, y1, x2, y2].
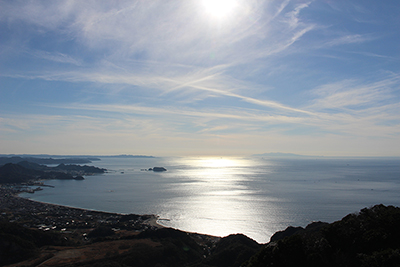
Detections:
[0, 158, 106, 184]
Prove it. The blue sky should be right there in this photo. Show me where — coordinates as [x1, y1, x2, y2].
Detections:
[0, 0, 399, 157]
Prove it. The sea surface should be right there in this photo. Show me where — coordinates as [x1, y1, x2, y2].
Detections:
[21, 156, 400, 243]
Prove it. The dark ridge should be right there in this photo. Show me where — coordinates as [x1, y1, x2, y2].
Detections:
[0, 221, 71, 266]
[270, 221, 329, 242]
[0, 163, 41, 183]
[204, 234, 261, 267]
[53, 163, 106, 173]
[0, 162, 106, 184]
[2, 204, 400, 266]
[16, 161, 47, 171]
[244, 204, 400, 267]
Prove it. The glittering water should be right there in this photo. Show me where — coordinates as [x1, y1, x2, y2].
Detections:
[21, 157, 400, 243]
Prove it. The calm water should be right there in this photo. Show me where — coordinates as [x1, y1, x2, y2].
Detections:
[21, 157, 400, 243]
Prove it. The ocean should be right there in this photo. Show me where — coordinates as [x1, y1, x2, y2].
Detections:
[20, 156, 400, 243]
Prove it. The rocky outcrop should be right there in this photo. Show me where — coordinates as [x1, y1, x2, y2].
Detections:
[149, 167, 167, 172]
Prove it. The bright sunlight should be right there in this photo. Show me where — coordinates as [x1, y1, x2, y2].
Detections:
[201, 0, 239, 19]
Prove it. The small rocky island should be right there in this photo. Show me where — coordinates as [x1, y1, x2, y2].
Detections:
[148, 167, 167, 172]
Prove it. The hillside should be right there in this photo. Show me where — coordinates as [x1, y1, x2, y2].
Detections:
[244, 204, 400, 267]
[2, 204, 400, 266]
[0, 162, 106, 184]
[0, 163, 43, 184]
[0, 156, 94, 166]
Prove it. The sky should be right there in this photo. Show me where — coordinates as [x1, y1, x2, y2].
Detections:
[0, 0, 399, 157]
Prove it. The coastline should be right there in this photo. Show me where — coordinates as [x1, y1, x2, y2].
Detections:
[18, 192, 164, 227]
[145, 215, 164, 229]
[0, 186, 165, 232]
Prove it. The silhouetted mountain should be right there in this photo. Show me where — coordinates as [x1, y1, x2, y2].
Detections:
[244, 204, 400, 267]
[89, 228, 261, 267]
[270, 221, 329, 242]
[204, 234, 261, 267]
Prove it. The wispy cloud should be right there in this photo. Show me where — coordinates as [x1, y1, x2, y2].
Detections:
[325, 34, 375, 46]
[1, 1, 399, 156]
[30, 50, 82, 66]
[1, 0, 318, 65]
[305, 74, 400, 137]
[285, 1, 312, 29]
[309, 76, 399, 110]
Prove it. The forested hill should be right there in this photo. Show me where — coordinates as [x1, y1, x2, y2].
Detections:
[244, 204, 400, 267]
[0, 162, 106, 184]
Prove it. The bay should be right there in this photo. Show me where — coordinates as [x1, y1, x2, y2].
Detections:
[21, 157, 400, 243]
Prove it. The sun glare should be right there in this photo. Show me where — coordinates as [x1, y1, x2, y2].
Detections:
[195, 157, 246, 168]
[201, 0, 238, 19]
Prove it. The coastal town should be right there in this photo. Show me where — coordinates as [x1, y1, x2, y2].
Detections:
[0, 157, 166, 247]
[0, 186, 161, 238]
[0, 185, 225, 267]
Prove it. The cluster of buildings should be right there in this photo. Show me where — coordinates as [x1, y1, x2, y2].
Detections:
[0, 186, 158, 236]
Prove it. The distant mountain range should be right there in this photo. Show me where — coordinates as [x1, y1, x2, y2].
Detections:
[252, 153, 400, 159]
[251, 152, 322, 158]
[0, 154, 155, 160]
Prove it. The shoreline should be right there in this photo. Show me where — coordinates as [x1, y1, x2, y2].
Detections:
[3, 187, 224, 241]
[1, 186, 165, 232]
[20, 195, 166, 229]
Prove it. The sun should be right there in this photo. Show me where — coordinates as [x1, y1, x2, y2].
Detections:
[201, 0, 238, 19]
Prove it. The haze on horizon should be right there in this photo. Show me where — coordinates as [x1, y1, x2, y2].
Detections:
[0, 0, 399, 157]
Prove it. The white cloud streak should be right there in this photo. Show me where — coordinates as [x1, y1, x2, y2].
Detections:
[30, 50, 82, 66]
[1, 1, 399, 156]
[325, 34, 375, 46]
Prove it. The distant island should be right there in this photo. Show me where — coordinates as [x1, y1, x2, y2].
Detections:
[148, 167, 167, 172]
[252, 152, 400, 159]
[252, 152, 323, 158]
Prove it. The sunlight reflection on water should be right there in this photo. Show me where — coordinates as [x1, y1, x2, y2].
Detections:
[20, 157, 400, 243]
[155, 157, 282, 241]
